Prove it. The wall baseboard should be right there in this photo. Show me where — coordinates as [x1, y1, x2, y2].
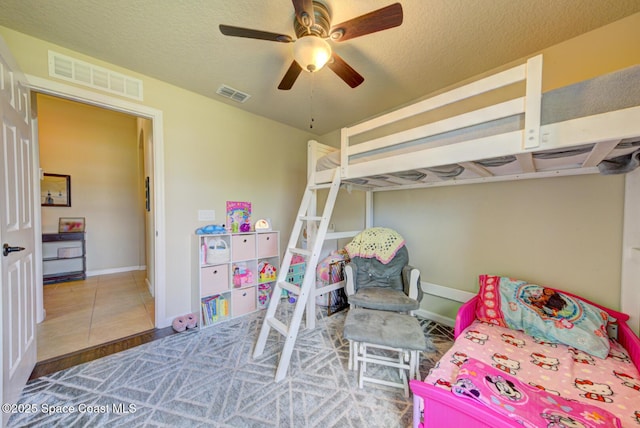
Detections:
[421, 281, 476, 303]
[86, 265, 145, 277]
[414, 281, 475, 327]
[414, 309, 455, 327]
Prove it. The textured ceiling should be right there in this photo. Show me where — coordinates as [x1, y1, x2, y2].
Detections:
[0, 1, 639, 135]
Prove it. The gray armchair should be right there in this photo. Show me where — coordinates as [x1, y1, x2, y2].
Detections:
[344, 245, 423, 313]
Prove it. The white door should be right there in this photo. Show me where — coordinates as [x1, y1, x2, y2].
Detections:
[0, 36, 37, 423]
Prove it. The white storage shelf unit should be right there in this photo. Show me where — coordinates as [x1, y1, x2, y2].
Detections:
[195, 231, 279, 328]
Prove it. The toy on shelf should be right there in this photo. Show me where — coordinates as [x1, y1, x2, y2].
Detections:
[258, 261, 277, 282]
[232, 263, 253, 287]
[226, 201, 251, 233]
[195, 224, 226, 235]
[254, 218, 272, 231]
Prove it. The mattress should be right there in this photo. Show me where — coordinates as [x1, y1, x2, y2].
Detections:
[316, 65, 640, 183]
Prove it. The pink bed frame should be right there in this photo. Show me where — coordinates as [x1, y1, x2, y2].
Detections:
[410, 289, 640, 428]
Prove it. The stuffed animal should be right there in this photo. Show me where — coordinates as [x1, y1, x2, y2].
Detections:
[195, 224, 226, 235]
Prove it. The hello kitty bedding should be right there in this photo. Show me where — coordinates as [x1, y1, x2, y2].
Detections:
[419, 273, 640, 427]
[451, 357, 623, 427]
[425, 319, 639, 426]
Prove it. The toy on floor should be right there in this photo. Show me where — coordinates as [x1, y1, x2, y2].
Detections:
[172, 313, 198, 332]
[284, 254, 305, 303]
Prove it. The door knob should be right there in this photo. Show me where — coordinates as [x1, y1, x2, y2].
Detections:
[3, 243, 25, 257]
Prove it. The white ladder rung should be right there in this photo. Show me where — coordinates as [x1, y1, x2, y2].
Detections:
[267, 318, 289, 337]
[309, 183, 332, 190]
[279, 281, 301, 295]
[300, 215, 322, 222]
[289, 247, 311, 256]
[253, 168, 342, 382]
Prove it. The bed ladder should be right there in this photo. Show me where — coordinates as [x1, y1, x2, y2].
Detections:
[253, 168, 341, 382]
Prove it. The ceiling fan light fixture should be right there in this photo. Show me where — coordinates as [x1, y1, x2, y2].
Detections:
[293, 36, 332, 72]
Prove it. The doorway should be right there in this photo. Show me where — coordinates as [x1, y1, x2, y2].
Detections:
[35, 93, 155, 360]
[26, 74, 167, 357]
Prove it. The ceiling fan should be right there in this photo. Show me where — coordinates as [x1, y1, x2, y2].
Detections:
[219, 1, 403, 90]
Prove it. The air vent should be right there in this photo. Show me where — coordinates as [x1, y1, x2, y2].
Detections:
[48, 51, 143, 101]
[216, 85, 250, 103]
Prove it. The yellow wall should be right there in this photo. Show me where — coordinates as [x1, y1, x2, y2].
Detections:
[0, 26, 315, 326]
[321, 13, 640, 320]
[37, 94, 142, 273]
[376, 174, 625, 317]
[1, 12, 638, 325]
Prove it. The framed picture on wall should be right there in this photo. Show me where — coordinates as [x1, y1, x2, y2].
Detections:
[58, 217, 85, 233]
[41, 173, 71, 207]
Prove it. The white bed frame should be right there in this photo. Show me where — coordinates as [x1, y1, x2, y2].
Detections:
[307, 54, 640, 334]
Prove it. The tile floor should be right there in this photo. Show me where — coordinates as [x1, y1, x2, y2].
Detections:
[38, 271, 155, 361]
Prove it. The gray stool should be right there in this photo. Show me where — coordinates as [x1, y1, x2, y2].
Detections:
[343, 308, 427, 397]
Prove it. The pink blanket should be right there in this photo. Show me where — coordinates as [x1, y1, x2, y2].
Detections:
[425, 320, 640, 426]
[452, 357, 622, 427]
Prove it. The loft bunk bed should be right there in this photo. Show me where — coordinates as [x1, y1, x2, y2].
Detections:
[310, 55, 640, 190]
[255, 54, 640, 382]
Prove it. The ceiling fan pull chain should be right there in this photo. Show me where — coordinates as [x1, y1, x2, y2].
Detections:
[309, 74, 315, 129]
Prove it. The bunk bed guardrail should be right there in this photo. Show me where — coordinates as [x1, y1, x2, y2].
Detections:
[312, 53, 640, 190]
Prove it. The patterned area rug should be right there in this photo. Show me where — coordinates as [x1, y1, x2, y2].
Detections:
[8, 306, 453, 428]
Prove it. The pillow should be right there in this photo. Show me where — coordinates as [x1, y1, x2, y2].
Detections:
[351, 245, 408, 291]
[475, 274, 610, 359]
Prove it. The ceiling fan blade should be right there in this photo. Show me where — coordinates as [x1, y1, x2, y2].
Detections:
[278, 61, 303, 90]
[219, 24, 293, 43]
[292, 0, 315, 27]
[329, 3, 403, 42]
[327, 53, 364, 88]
